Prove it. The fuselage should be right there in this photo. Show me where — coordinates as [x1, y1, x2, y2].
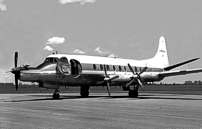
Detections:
[19, 54, 164, 87]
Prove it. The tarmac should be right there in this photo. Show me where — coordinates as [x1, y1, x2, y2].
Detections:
[0, 92, 202, 129]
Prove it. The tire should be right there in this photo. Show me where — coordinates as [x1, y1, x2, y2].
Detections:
[80, 90, 89, 97]
[53, 93, 60, 99]
[128, 90, 138, 98]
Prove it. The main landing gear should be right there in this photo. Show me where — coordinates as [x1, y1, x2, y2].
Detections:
[80, 86, 90, 97]
[53, 89, 60, 99]
[128, 90, 138, 98]
[128, 85, 139, 98]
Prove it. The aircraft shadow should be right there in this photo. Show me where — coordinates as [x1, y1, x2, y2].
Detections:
[4, 94, 202, 102]
[100, 94, 202, 101]
[132, 95, 202, 101]
[4, 95, 112, 102]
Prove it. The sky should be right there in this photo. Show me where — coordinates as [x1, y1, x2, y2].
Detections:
[0, 0, 202, 83]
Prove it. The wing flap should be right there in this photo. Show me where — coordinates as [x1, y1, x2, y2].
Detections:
[159, 68, 202, 77]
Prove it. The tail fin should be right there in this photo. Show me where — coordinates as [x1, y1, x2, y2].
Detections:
[150, 36, 169, 68]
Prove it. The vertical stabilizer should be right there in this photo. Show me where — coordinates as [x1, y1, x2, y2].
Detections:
[151, 36, 169, 68]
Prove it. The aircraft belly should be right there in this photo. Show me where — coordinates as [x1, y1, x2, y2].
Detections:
[58, 74, 131, 86]
[63, 74, 104, 86]
[20, 71, 163, 86]
[40, 74, 104, 86]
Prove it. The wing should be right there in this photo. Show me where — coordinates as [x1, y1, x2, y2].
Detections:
[163, 57, 199, 71]
[159, 68, 202, 77]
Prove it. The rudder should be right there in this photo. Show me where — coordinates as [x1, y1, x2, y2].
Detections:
[151, 36, 169, 68]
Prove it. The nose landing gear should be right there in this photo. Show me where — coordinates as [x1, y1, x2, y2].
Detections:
[53, 89, 60, 99]
[80, 86, 90, 97]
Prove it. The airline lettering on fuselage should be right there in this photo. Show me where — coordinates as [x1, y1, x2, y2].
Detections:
[159, 50, 165, 53]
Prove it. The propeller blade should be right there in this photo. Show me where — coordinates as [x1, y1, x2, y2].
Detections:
[139, 66, 147, 75]
[106, 82, 111, 96]
[137, 79, 144, 91]
[98, 75, 119, 85]
[14, 51, 18, 68]
[109, 75, 119, 81]
[15, 74, 19, 90]
[128, 63, 135, 75]
[104, 75, 119, 81]
[103, 65, 108, 77]
[125, 78, 135, 87]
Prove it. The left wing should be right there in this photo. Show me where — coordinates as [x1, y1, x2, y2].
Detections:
[159, 68, 202, 77]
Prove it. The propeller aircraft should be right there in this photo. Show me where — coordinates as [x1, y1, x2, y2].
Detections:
[9, 36, 202, 99]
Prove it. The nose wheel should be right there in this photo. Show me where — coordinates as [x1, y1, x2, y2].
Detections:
[80, 86, 90, 97]
[53, 89, 60, 99]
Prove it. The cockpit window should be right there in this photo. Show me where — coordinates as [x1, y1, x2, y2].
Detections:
[60, 57, 68, 63]
[36, 57, 58, 69]
[45, 58, 58, 63]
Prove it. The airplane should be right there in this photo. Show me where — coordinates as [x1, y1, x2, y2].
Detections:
[9, 36, 202, 99]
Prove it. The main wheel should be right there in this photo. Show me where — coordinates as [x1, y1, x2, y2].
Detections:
[53, 92, 60, 99]
[80, 86, 90, 97]
[80, 90, 89, 97]
[128, 90, 138, 98]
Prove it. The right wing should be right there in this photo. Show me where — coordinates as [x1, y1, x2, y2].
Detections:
[159, 68, 202, 77]
[163, 57, 200, 71]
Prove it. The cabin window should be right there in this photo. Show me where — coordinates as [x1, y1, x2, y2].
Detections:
[93, 64, 96, 70]
[135, 67, 137, 73]
[119, 66, 122, 71]
[100, 64, 103, 70]
[124, 66, 127, 71]
[106, 65, 110, 71]
[113, 65, 116, 71]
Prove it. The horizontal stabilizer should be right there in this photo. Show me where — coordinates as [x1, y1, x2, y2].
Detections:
[164, 57, 200, 71]
[159, 68, 202, 77]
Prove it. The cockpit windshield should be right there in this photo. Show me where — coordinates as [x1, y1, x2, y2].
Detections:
[44, 58, 58, 63]
[36, 57, 58, 69]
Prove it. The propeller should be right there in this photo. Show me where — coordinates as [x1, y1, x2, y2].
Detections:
[99, 65, 119, 96]
[10, 52, 20, 90]
[10, 52, 30, 90]
[125, 63, 147, 91]
[104, 65, 111, 96]
[14, 51, 18, 68]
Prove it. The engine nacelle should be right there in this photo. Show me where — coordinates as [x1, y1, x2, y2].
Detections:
[140, 72, 163, 82]
[39, 82, 59, 89]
